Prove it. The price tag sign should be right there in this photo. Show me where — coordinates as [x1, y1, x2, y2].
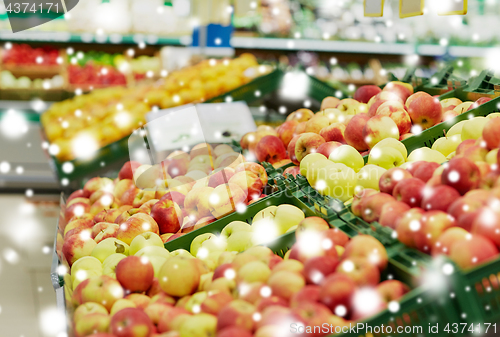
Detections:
[399, 0, 424, 18]
[437, 0, 468, 15]
[364, 0, 385, 17]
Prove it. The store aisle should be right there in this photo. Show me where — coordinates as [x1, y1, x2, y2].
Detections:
[0, 194, 61, 337]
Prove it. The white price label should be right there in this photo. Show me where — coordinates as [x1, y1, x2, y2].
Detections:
[364, 0, 385, 17]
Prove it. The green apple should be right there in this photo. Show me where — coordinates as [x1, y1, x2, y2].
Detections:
[142, 255, 168, 277]
[356, 164, 386, 191]
[368, 147, 405, 169]
[453, 102, 474, 114]
[372, 138, 407, 161]
[446, 151, 456, 160]
[179, 313, 217, 337]
[129, 232, 164, 255]
[329, 145, 364, 172]
[314, 164, 357, 202]
[274, 204, 305, 235]
[462, 117, 488, 140]
[110, 299, 136, 316]
[286, 225, 298, 233]
[135, 246, 170, 259]
[102, 253, 127, 278]
[170, 249, 194, 258]
[91, 238, 129, 263]
[73, 269, 102, 290]
[407, 147, 447, 164]
[71, 256, 102, 283]
[487, 112, 500, 119]
[304, 158, 336, 187]
[190, 233, 216, 257]
[218, 251, 237, 265]
[74, 303, 108, 323]
[447, 120, 466, 137]
[252, 206, 277, 223]
[431, 134, 462, 157]
[221, 221, 252, 240]
[299, 153, 331, 177]
[226, 231, 253, 252]
[487, 149, 499, 164]
[201, 235, 227, 253]
[185, 291, 208, 313]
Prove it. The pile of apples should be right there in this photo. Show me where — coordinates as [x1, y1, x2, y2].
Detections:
[68, 64, 127, 88]
[68, 213, 409, 337]
[187, 204, 308, 269]
[351, 115, 500, 271]
[239, 82, 492, 180]
[42, 53, 266, 161]
[59, 143, 270, 268]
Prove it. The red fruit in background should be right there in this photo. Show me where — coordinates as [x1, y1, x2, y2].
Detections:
[354, 85, 382, 103]
[303, 255, 339, 285]
[256, 296, 288, 312]
[449, 235, 499, 270]
[110, 308, 153, 337]
[360, 193, 395, 223]
[379, 168, 413, 194]
[336, 257, 380, 286]
[393, 178, 425, 208]
[344, 113, 370, 151]
[213, 263, 235, 280]
[255, 135, 287, 164]
[290, 285, 321, 308]
[319, 273, 357, 314]
[405, 161, 426, 176]
[67, 189, 90, 202]
[432, 227, 470, 257]
[471, 207, 500, 247]
[483, 117, 500, 149]
[421, 185, 461, 212]
[395, 208, 425, 248]
[217, 327, 253, 337]
[441, 157, 481, 195]
[413, 162, 440, 183]
[447, 197, 485, 232]
[323, 228, 350, 247]
[316, 141, 342, 158]
[343, 235, 388, 271]
[376, 280, 409, 303]
[468, 97, 492, 111]
[379, 201, 411, 229]
[283, 166, 300, 178]
[406, 92, 443, 130]
[119, 161, 141, 180]
[414, 210, 456, 253]
[116, 256, 154, 292]
[456, 139, 476, 155]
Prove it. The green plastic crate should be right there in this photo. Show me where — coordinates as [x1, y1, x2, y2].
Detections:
[163, 188, 463, 337]
[307, 75, 349, 102]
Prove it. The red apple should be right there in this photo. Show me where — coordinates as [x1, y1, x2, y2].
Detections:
[383, 81, 413, 102]
[290, 285, 320, 308]
[421, 185, 461, 212]
[283, 166, 300, 178]
[379, 168, 413, 195]
[208, 167, 235, 188]
[294, 133, 326, 164]
[234, 162, 268, 187]
[336, 257, 380, 286]
[217, 300, 255, 332]
[471, 207, 500, 247]
[110, 308, 153, 337]
[295, 216, 330, 239]
[116, 213, 159, 245]
[414, 210, 456, 253]
[360, 192, 395, 223]
[375, 102, 412, 135]
[255, 135, 287, 164]
[344, 113, 370, 151]
[255, 296, 288, 312]
[316, 141, 342, 159]
[319, 123, 346, 143]
[377, 280, 409, 303]
[432, 227, 470, 257]
[72, 275, 124, 311]
[441, 157, 480, 195]
[367, 91, 403, 117]
[119, 161, 142, 180]
[343, 235, 388, 270]
[292, 301, 331, 329]
[277, 120, 299, 147]
[229, 171, 263, 201]
[318, 273, 356, 316]
[393, 178, 425, 208]
[116, 256, 154, 292]
[395, 208, 424, 248]
[351, 189, 378, 217]
[217, 327, 253, 337]
[320, 97, 341, 110]
[379, 201, 411, 229]
[354, 85, 382, 103]
[200, 292, 234, 316]
[406, 92, 443, 130]
[62, 232, 97, 266]
[303, 255, 339, 285]
[150, 199, 183, 234]
[483, 117, 500, 149]
[157, 307, 191, 333]
[449, 234, 499, 269]
[67, 189, 90, 202]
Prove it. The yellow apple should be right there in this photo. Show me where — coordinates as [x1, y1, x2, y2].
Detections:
[431, 134, 462, 157]
[110, 299, 136, 316]
[372, 138, 408, 161]
[453, 102, 474, 114]
[221, 221, 252, 240]
[447, 120, 466, 137]
[102, 253, 127, 278]
[329, 145, 364, 172]
[129, 232, 164, 255]
[462, 117, 488, 140]
[368, 147, 405, 169]
[135, 246, 171, 259]
[486, 149, 499, 164]
[356, 165, 387, 191]
[274, 204, 305, 234]
[314, 164, 357, 202]
[71, 256, 102, 284]
[91, 238, 129, 263]
[407, 147, 447, 164]
[251, 206, 278, 223]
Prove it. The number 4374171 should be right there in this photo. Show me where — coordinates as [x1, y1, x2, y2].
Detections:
[6, 3, 60, 14]
[444, 323, 496, 334]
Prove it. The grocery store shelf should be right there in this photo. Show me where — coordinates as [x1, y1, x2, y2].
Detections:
[231, 37, 416, 55]
[448, 46, 497, 58]
[417, 44, 447, 56]
[0, 30, 192, 46]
